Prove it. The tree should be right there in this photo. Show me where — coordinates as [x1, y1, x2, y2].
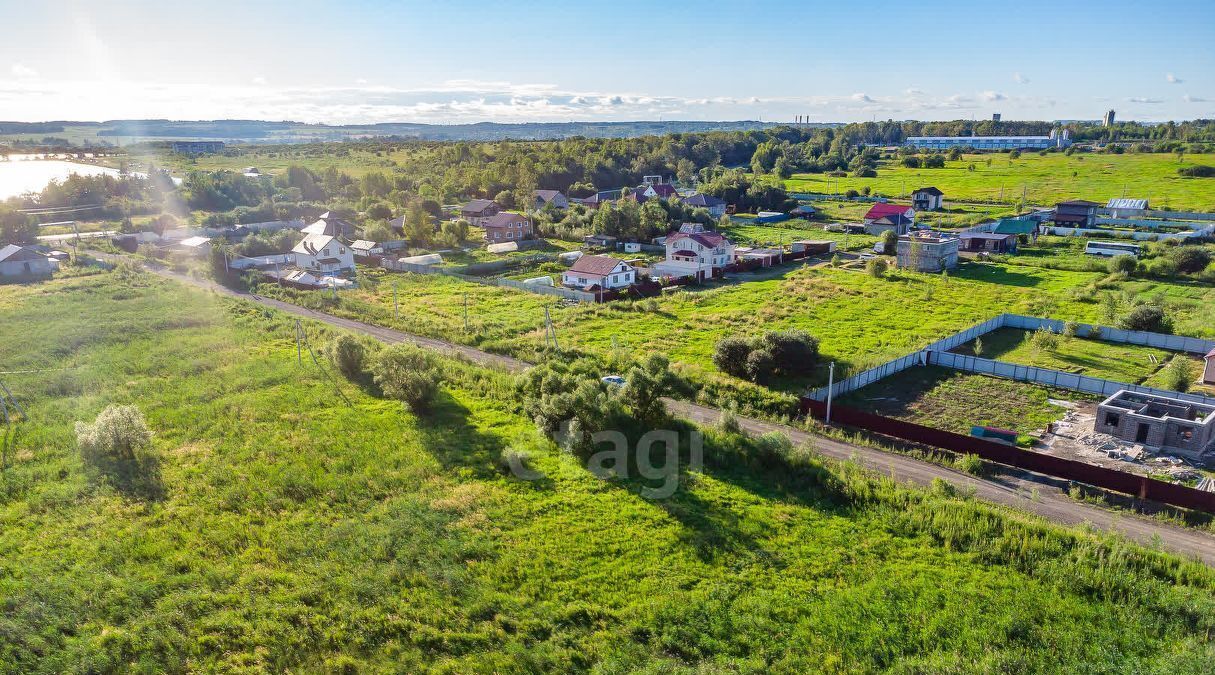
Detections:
[879, 229, 898, 254]
[866, 258, 888, 278]
[362, 221, 395, 243]
[402, 202, 432, 247]
[757, 330, 819, 376]
[76, 404, 161, 497]
[1169, 246, 1211, 275]
[329, 334, 369, 380]
[712, 337, 752, 379]
[365, 202, 393, 221]
[0, 209, 36, 244]
[371, 344, 442, 413]
[620, 353, 678, 425]
[1119, 305, 1172, 333]
[1161, 356, 1194, 392]
[745, 349, 775, 384]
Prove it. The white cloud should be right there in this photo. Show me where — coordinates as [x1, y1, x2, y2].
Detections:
[1166, 73, 1182, 84]
[1183, 94, 1209, 103]
[355, 78, 368, 85]
[851, 92, 873, 103]
[905, 88, 924, 96]
[1128, 97, 1164, 103]
[251, 76, 267, 86]
[982, 91, 1007, 101]
[1013, 72, 1029, 85]
[11, 63, 38, 79]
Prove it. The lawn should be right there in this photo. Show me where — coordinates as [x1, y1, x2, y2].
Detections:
[786, 152, 1215, 211]
[953, 327, 1173, 384]
[722, 218, 877, 252]
[838, 366, 1090, 438]
[2, 269, 1215, 671]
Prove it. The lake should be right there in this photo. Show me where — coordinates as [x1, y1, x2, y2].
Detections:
[0, 155, 128, 199]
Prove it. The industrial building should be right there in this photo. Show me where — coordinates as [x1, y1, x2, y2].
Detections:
[170, 140, 225, 154]
[905, 128, 1071, 151]
[1095, 390, 1215, 461]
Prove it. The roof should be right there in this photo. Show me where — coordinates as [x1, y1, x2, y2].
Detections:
[461, 199, 498, 214]
[1107, 198, 1148, 210]
[568, 254, 628, 277]
[301, 213, 355, 236]
[293, 233, 338, 255]
[1057, 199, 1100, 208]
[351, 239, 378, 250]
[667, 229, 730, 248]
[650, 183, 678, 198]
[959, 232, 1017, 240]
[872, 213, 912, 226]
[179, 236, 211, 248]
[913, 186, 944, 196]
[0, 244, 47, 263]
[533, 189, 565, 202]
[682, 193, 725, 208]
[483, 211, 530, 228]
[992, 217, 1038, 235]
[1204, 347, 1215, 360]
[791, 205, 816, 214]
[864, 203, 914, 220]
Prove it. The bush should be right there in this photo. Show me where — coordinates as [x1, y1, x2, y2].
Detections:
[1108, 254, 1137, 275]
[329, 334, 369, 380]
[954, 453, 984, 476]
[1118, 305, 1172, 334]
[745, 349, 775, 384]
[712, 337, 753, 379]
[371, 344, 442, 413]
[1177, 164, 1215, 177]
[1169, 246, 1212, 275]
[76, 404, 161, 497]
[1029, 326, 1059, 352]
[757, 330, 820, 377]
[1160, 356, 1194, 393]
[866, 258, 888, 278]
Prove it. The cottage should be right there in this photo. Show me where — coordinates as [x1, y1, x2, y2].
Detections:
[651, 223, 735, 281]
[911, 187, 944, 211]
[864, 213, 913, 237]
[301, 211, 357, 239]
[1204, 348, 1215, 385]
[648, 183, 678, 200]
[862, 202, 916, 225]
[1053, 200, 1100, 227]
[1095, 390, 1215, 461]
[958, 232, 1018, 254]
[681, 193, 727, 218]
[583, 234, 618, 249]
[350, 240, 382, 257]
[482, 212, 532, 243]
[790, 204, 817, 219]
[561, 254, 636, 290]
[896, 232, 959, 272]
[532, 190, 570, 211]
[0, 244, 56, 279]
[459, 199, 502, 226]
[991, 216, 1040, 242]
[292, 233, 355, 277]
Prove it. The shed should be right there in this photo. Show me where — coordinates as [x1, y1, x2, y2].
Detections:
[398, 253, 442, 266]
[791, 240, 836, 255]
[1204, 348, 1215, 386]
[958, 232, 1018, 253]
[0, 244, 55, 279]
[754, 211, 789, 223]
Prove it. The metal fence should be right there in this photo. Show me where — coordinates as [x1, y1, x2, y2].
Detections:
[800, 399, 1215, 514]
[1042, 226, 1199, 241]
[805, 313, 1215, 402]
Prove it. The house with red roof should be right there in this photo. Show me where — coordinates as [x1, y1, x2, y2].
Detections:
[561, 254, 636, 290]
[862, 202, 916, 225]
[651, 223, 735, 281]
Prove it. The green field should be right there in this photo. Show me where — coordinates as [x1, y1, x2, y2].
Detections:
[787, 152, 1215, 211]
[838, 366, 1088, 437]
[955, 327, 1173, 384]
[3, 268, 1215, 671]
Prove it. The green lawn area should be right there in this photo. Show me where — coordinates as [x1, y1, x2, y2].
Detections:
[722, 218, 877, 252]
[3, 269, 1215, 671]
[838, 366, 1089, 438]
[786, 152, 1215, 211]
[955, 327, 1173, 384]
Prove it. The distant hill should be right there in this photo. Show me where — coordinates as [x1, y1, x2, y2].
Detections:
[0, 119, 840, 146]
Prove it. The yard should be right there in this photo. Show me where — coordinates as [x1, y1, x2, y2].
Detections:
[5, 270, 1215, 671]
[952, 327, 1174, 384]
[786, 152, 1215, 211]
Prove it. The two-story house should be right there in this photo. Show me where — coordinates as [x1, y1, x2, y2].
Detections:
[292, 233, 355, 277]
[482, 212, 533, 243]
[651, 223, 735, 281]
[681, 193, 727, 218]
[460, 199, 502, 226]
[532, 190, 570, 211]
[561, 254, 636, 290]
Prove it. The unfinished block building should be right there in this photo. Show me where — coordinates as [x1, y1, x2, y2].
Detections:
[1095, 390, 1215, 462]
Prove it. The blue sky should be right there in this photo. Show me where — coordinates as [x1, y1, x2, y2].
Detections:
[1, 0, 1212, 124]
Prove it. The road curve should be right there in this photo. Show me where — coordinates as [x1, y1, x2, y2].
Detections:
[106, 254, 1215, 565]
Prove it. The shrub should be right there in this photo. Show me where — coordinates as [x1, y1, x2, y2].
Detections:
[1169, 246, 1212, 275]
[757, 330, 820, 377]
[1177, 164, 1215, 177]
[76, 404, 161, 497]
[371, 344, 442, 413]
[1062, 321, 1079, 338]
[866, 258, 888, 278]
[329, 334, 368, 380]
[954, 453, 984, 476]
[1029, 326, 1060, 352]
[1108, 254, 1137, 275]
[713, 337, 753, 379]
[1160, 356, 1194, 393]
[1119, 305, 1172, 334]
[745, 349, 775, 384]
[714, 330, 821, 383]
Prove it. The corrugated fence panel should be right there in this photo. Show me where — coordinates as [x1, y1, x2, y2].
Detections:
[799, 399, 1215, 513]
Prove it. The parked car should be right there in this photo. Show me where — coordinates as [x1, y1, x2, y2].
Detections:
[601, 375, 626, 387]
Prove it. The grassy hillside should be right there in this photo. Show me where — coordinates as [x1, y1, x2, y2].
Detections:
[1, 271, 1214, 671]
[786, 152, 1215, 211]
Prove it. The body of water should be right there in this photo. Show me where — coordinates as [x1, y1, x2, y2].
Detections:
[0, 155, 128, 199]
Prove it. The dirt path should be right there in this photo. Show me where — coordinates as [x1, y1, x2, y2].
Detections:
[104, 254, 1215, 564]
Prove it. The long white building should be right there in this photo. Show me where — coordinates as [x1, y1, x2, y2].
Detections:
[905, 129, 1071, 151]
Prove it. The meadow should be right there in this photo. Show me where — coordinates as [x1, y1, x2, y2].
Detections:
[954, 327, 1174, 384]
[786, 151, 1215, 210]
[3, 269, 1215, 671]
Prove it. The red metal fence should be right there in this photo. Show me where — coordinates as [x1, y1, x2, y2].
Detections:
[800, 398, 1215, 514]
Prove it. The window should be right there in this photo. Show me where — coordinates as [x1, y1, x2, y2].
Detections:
[1104, 412, 1120, 427]
[1176, 427, 1194, 443]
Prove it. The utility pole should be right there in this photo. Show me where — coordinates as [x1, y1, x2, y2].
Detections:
[825, 361, 835, 424]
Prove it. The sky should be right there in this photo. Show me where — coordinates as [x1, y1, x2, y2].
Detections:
[1, 0, 1213, 125]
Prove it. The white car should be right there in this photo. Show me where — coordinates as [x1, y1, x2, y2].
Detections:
[601, 375, 626, 387]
